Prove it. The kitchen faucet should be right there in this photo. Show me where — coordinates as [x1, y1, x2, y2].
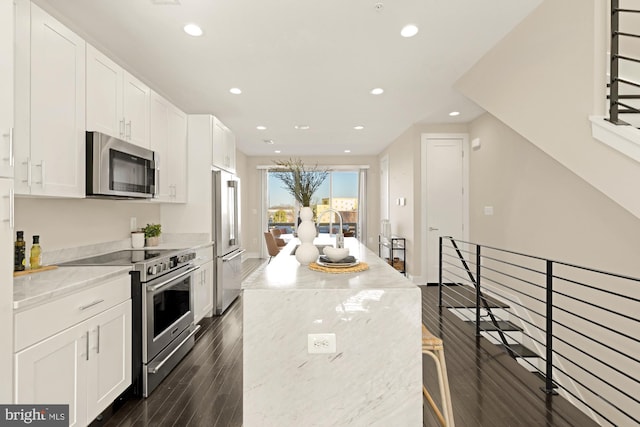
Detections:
[316, 208, 344, 248]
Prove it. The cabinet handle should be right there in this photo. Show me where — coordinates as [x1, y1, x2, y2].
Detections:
[120, 119, 125, 138]
[79, 299, 104, 311]
[428, 227, 439, 231]
[96, 325, 100, 355]
[126, 120, 132, 139]
[22, 159, 31, 186]
[85, 331, 90, 361]
[2, 189, 13, 228]
[3, 128, 13, 166]
[40, 161, 45, 189]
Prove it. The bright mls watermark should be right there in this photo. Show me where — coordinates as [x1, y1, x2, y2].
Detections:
[0, 405, 68, 426]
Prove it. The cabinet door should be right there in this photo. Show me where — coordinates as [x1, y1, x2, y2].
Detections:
[167, 105, 187, 202]
[86, 300, 131, 421]
[15, 321, 88, 427]
[0, 0, 14, 179]
[224, 127, 236, 173]
[86, 44, 124, 138]
[194, 261, 214, 323]
[149, 92, 170, 201]
[123, 72, 150, 148]
[0, 178, 12, 403]
[30, 4, 85, 197]
[212, 118, 226, 170]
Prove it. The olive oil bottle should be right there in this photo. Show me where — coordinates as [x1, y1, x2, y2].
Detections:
[30, 235, 42, 270]
[14, 231, 26, 272]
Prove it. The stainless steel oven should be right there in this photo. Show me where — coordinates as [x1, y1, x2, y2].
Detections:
[143, 264, 199, 395]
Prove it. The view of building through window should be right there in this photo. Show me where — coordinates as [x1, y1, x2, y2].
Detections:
[268, 170, 359, 237]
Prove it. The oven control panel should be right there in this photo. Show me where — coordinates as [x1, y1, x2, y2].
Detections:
[146, 251, 196, 277]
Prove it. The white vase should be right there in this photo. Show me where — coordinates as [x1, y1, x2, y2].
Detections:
[295, 206, 319, 265]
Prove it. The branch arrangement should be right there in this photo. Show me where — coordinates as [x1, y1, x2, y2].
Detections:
[272, 158, 329, 206]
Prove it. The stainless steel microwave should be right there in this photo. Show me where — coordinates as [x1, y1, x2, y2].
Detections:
[86, 131, 156, 199]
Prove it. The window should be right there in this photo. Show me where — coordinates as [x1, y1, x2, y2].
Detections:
[267, 169, 360, 238]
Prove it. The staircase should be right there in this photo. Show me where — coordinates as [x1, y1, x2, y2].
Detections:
[445, 286, 545, 378]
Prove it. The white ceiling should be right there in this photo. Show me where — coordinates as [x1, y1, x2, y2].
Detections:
[32, 0, 541, 157]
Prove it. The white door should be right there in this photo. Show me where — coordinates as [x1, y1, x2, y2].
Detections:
[122, 71, 150, 148]
[167, 104, 187, 202]
[87, 300, 131, 421]
[15, 321, 88, 427]
[380, 155, 389, 223]
[0, 0, 14, 179]
[149, 91, 170, 200]
[30, 4, 85, 197]
[86, 44, 124, 138]
[424, 136, 466, 283]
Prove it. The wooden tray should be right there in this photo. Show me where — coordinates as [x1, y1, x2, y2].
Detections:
[13, 265, 58, 277]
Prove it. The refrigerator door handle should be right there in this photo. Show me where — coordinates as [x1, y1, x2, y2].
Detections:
[222, 249, 246, 262]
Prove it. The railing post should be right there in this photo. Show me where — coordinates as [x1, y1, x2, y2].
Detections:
[610, 0, 621, 124]
[475, 244, 481, 337]
[438, 236, 443, 308]
[542, 260, 557, 395]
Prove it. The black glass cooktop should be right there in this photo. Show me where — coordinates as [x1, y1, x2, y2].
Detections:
[60, 249, 176, 266]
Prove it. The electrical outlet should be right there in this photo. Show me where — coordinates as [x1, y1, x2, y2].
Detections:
[307, 333, 336, 354]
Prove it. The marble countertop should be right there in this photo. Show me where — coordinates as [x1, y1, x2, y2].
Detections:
[14, 233, 213, 311]
[13, 265, 132, 311]
[243, 236, 416, 291]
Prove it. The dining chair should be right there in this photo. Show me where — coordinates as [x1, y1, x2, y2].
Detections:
[270, 228, 286, 247]
[264, 232, 282, 263]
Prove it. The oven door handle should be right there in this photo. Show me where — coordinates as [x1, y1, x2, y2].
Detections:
[146, 265, 200, 293]
[148, 324, 201, 374]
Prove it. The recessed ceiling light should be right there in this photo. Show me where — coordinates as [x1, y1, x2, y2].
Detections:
[353, 125, 364, 130]
[370, 88, 384, 95]
[344, 150, 351, 153]
[449, 111, 460, 117]
[401, 24, 419, 38]
[263, 139, 274, 145]
[294, 125, 310, 130]
[183, 23, 203, 37]
[274, 150, 281, 153]
[256, 125, 267, 130]
[229, 87, 242, 95]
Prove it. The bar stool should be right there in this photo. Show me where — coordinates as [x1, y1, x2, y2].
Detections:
[422, 324, 455, 427]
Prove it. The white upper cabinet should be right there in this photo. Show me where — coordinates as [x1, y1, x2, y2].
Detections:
[86, 44, 150, 148]
[212, 117, 236, 173]
[149, 91, 187, 203]
[14, 2, 85, 197]
[0, 0, 14, 179]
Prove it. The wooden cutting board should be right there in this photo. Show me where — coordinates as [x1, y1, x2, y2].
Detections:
[13, 265, 58, 277]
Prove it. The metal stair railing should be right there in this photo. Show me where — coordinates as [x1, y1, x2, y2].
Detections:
[608, 0, 640, 127]
[437, 236, 640, 427]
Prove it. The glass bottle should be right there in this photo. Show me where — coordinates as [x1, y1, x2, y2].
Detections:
[30, 235, 42, 270]
[14, 231, 26, 272]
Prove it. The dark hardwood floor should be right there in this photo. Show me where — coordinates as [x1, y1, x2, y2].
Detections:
[95, 261, 597, 427]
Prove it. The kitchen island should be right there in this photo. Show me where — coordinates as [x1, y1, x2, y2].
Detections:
[242, 236, 422, 426]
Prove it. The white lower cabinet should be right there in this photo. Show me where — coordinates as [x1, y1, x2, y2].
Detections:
[193, 246, 214, 324]
[14, 278, 131, 427]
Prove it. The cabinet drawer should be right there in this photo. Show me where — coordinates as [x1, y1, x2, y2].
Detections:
[194, 245, 214, 265]
[15, 274, 130, 352]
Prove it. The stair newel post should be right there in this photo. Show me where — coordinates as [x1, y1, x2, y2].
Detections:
[610, 0, 621, 124]
[542, 260, 558, 395]
[475, 244, 482, 337]
[438, 236, 443, 308]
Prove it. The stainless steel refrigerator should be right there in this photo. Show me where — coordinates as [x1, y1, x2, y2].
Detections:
[212, 169, 244, 314]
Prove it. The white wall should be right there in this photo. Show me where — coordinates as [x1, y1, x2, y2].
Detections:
[456, 0, 640, 220]
[15, 198, 161, 251]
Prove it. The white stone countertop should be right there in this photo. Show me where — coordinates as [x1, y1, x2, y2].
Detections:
[13, 265, 132, 311]
[243, 236, 416, 291]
